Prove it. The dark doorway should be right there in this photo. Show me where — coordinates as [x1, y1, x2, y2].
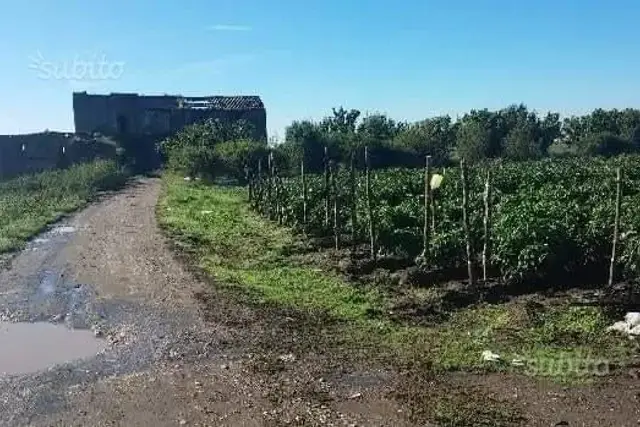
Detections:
[116, 115, 129, 134]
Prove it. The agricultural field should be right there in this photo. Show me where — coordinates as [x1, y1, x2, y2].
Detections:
[160, 164, 640, 425]
[251, 155, 640, 288]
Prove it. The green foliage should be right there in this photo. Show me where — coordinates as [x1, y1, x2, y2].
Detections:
[251, 154, 640, 283]
[392, 116, 455, 165]
[161, 118, 257, 178]
[503, 120, 543, 161]
[455, 119, 492, 162]
[213, 139, 268, 182]
[578, 132, 635, 157]
[632, 124, 640, 149]
[273, 104, 640, 171]
[0, 160, 128, 253]
[563, 108, 640, 146]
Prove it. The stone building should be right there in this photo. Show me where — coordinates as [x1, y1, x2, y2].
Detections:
[72, 92, 267, 141]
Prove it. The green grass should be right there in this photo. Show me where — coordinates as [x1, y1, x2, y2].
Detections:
[389, 303, 637, 383]
[158, 175, 383, 321]
[0, 160, 128, 253]
[158, 174, 638, 383]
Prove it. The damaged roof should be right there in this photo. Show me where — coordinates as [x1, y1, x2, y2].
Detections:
[179, 96, 265, 110]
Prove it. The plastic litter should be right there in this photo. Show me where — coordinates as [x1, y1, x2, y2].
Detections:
[481, 350, 500, 362]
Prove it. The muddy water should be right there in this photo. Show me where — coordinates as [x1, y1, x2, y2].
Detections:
[0, 322, 106, 376]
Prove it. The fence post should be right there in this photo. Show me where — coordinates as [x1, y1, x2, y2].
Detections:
[301, 158, 307, 234]
[460, 159, 475, 287]
[256, 158, 263, 212]
[350, 151, 358, 255]
[324, 146, 330, 229]
[330, 160, 340, 249]
[365, 146, 376, 262]
[422, 155, 432, 262]
[266, 152, 273, 219]
[482, 168, 492, 283]
[608, 167, 622, 288]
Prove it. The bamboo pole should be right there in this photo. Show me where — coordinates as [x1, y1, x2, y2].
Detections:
[246, 165, 253, 203]
[301, 158, 307, 234]
[324, 146, 330, 229]
[608, 167, 622, 288]
[273, 157, 281, 224]
[365, 146, 376, 261]
[267, 152, 273, 219]
[422, 155, 432, 261]
[330, 160, 340, 249]
[482, 168, 492, 283]
[256, 158, 263, 211]
[350, 151, 358, 254]
[460, 159, 475, 287]
[432, 192, 436, 231]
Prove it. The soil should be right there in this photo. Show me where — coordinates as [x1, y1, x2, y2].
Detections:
[0, 177, 638, 426]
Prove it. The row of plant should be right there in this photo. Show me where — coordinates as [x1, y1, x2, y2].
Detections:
[247, 152, 640, 284]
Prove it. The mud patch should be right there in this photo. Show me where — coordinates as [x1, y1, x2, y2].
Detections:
[0, 322, 106, 376]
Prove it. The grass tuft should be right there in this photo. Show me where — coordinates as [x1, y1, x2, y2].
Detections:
[0, 160, 128, 253]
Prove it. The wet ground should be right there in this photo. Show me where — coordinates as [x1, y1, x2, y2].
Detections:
[0, 179, 243, 425]
[0, 321, 106, 376]
[0, 178, 407, 427]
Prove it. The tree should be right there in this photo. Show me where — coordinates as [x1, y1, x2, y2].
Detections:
[503, 120, 543, 161]
[214, 139, 268, 182]
[281, 120, 329, 173]
[319, 107, 361, 135]
[459, 109, 503, 157]
[578, 132, 634, 157]
[631, 124, 640, 149]
[455, 120, 492, 163]
[393, 116, 455, 165]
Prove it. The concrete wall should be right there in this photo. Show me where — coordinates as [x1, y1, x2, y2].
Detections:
[0, 132, 117, 180]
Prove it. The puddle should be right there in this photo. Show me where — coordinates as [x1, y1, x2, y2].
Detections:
[0, 322, 106, 376]
[50, 226, 76, 235]
[39, 270, 59, 295]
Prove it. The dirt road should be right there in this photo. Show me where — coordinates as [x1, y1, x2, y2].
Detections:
[0, 178, 407, 427]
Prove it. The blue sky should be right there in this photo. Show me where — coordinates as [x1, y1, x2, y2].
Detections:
[1, 0, 638, 139]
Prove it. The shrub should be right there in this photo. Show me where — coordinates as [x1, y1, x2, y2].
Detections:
[578, 132, 635, 157]
[213, 139, 269, 182]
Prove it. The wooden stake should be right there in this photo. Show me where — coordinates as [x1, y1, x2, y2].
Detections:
[324, 146, 330, 229]
[267, 152, 273, 219]
[350, 151, 358, 254]
[482, 168, 492, 283]
[301, 159, 307, 234]
[422, 155, 432, 261]
[256, 158, 263, 211]
[246, 165, 253, 202]
[330, 160, 340, 249]
[460, 159, 475, 287]
[608, 167, 622, 288]
[365, 146, 376, 261]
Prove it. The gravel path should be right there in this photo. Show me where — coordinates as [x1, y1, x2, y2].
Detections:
[0, 177, 407, 427]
